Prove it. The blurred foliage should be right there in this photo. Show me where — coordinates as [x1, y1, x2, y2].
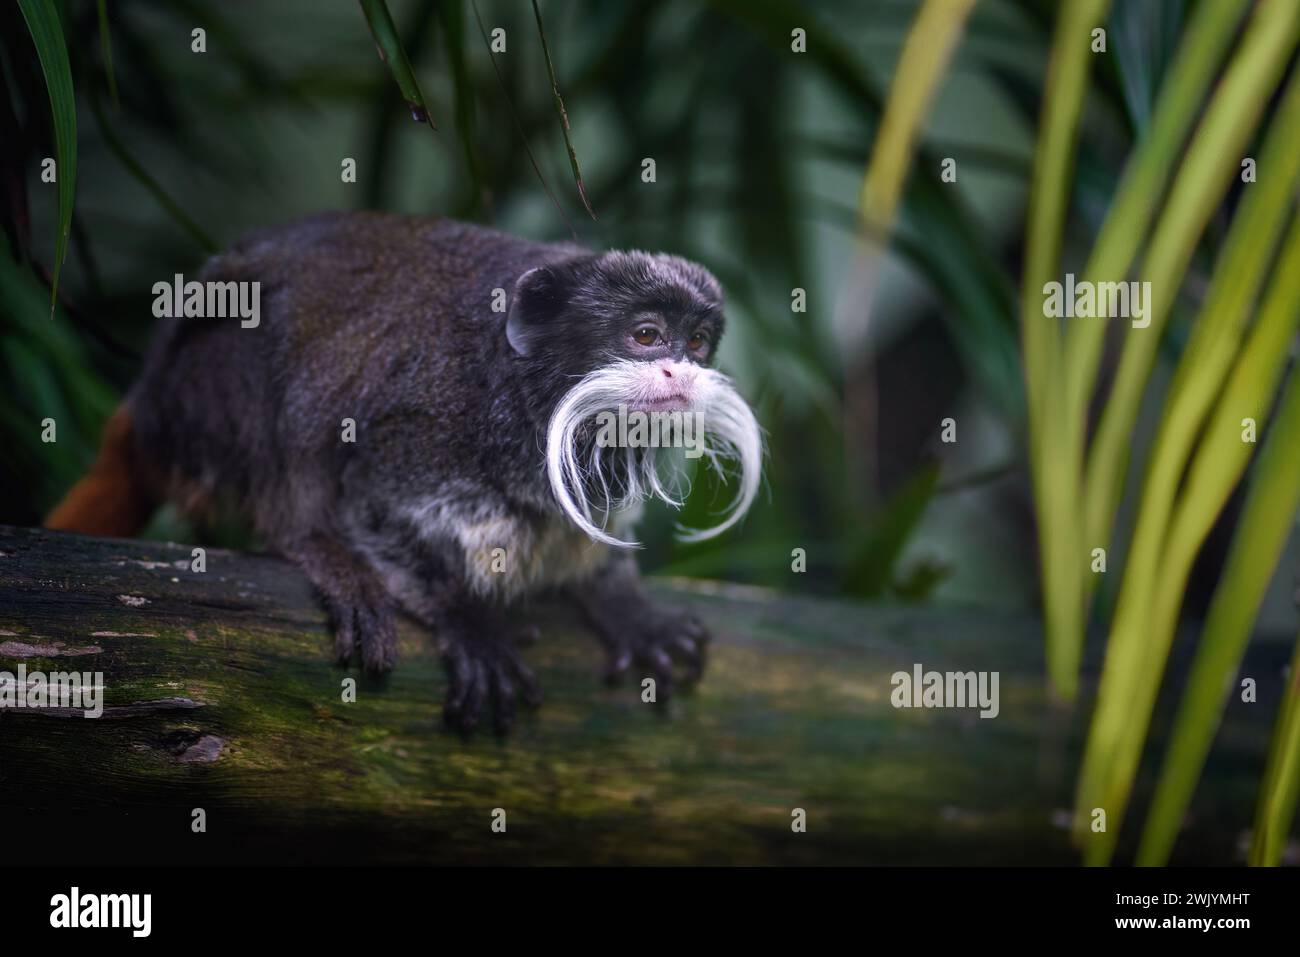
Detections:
[986, 0, 1300, 865]
[15, 0, 77, 314]
[4, 0, 1300, 865]
[1, 0, 1039, 603]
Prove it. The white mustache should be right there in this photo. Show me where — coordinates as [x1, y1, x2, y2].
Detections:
[545, 360, 763, 547]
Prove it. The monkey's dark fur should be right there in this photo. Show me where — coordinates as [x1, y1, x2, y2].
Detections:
[127, 211, 728, 733]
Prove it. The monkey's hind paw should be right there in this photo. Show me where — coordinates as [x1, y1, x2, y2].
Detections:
[441, 634, 542, 736]
[602, 608, 710, 698]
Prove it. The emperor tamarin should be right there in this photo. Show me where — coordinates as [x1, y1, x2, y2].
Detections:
[47, 212, 763, 733]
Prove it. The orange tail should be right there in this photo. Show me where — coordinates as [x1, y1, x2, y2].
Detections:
[45, 405, 158, 538]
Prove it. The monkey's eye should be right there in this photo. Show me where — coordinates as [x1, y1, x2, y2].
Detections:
[633, 325, 660, 346]
[687, 332, 709, 353]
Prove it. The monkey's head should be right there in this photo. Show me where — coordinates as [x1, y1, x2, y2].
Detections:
[506, 251, 762, 547]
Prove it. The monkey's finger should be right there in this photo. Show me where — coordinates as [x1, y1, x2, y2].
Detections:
[509, 655, 544, 708]
[333, 632, 356, 667]
[459, 658, 489, 732]
[682, 615, 710, 645]
[359, 607, 397, 675]
[641, 648, 676, 699]
[667, 634, 701, 662]
[602, 646, 633, 684]
[441, 649, 472, 711]
[693, 639, 709, 680]
[668, 635, 704, 682]
[648, 646, 674, 676]
[330, 603, 358, 665]
[490, 668, 517, 736]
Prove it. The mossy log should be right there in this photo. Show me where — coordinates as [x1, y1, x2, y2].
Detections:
[0, 525, 1286, 864]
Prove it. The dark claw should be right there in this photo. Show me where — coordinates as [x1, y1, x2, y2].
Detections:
[603, 648, 633, 684]
[444, 649, 473, 716]
[491, 669, 517, 735]
[685, 617, 709, 644]
[648, 646, 674, 679]
[441, 632, 542, 735]
[669, 635, 705, 681]
[669, 634, 699, 662]
[593, 608, 712, 698]
[463, 659, 489, 731]
[358, 605, 397, 674]
[642, 645, 676, 700]
[328, 594, 396, 675]
[511, 657, 544, 708]
[333, 619, 356, 666]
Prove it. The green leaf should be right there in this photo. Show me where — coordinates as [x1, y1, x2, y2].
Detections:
[1075, 16, 1300, 863]
[17, 0, 77, 317]
[1128, 210, 1300, 865]
[89, 94, 216, 254]
[710, 0, 1025, 422]
[95, 0, 120, 110]
[437, 0, 486, 212]
[358, 0, 437, 130]
[842, 464, 941, 598]
[1064, 0, 1250, 427]
[1132, 365, 1300, 865]
[859, 0, 976, 235]
[1109, 0, 1185, 136]
[0, 252, 117, 504]
[1019, 0, 1113, 701]
[891, 558, 952, 602]
[1082, 0, 1300, 569]
[532, 0, 595, 219]
[469, 0, 575, 236]
[1251, 636, 1300, 866]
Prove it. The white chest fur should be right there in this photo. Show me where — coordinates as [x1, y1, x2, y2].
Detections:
[396, 495, 642, 601]
[455, 512, 612, 597]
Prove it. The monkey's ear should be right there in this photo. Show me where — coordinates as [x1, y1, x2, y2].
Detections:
[506, 264, 568, 355]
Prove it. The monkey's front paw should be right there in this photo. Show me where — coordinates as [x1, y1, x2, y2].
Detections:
[602, 608, 710, 697]
[441, 635, 542, 736]
[328, 590, 398, 675]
